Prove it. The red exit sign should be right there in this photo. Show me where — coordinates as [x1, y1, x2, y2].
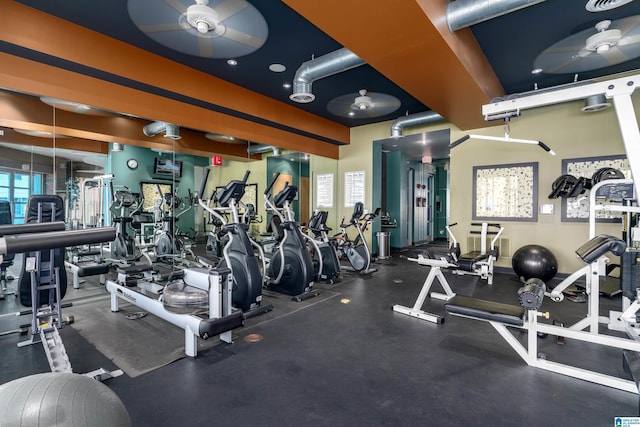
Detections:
[212, 155, 223, 166]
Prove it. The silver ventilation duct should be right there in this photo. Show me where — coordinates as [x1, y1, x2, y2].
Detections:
[447, 0, 547, 32]
[390, 111, 444, 138]
[143, 121, 181, 140]
[290, 48, 365, 103]
[247, 144, 281, 156]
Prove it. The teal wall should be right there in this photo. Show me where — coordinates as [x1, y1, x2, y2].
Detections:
[386, 150, 410, 248]
[106, 144, 208, 235]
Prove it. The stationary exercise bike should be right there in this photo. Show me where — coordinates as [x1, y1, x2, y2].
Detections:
[307, 210, 342, 284]
[335, 202, 380, 274]
[264, 172, 321, 300]
[198, 169, 269, 313]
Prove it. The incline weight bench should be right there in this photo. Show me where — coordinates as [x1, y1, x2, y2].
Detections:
[392, 222, 504, 324]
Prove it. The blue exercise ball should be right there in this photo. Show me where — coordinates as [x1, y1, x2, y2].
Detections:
[0, 372, 131, 427]
[512, 244, 558, 283]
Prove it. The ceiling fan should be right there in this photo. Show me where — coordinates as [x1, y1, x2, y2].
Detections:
[327, 89, 400, 119]
[534, 15, 640, 74]
[127, 0, 268, 58]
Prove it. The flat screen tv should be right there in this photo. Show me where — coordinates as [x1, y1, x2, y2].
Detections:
[153, 157, 183, 178]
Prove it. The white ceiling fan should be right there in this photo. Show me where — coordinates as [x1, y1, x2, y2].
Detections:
[534, 15, 640, 74]
[327, 89, 400, 119]
[127, 0, 268, 58]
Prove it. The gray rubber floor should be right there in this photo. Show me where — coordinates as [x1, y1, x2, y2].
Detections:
[0, 252, 637, 426]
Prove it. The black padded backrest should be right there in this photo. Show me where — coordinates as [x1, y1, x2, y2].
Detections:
[25, 195, 64, 223]
[0, 201, 14, 264]
[19, 195, 67, 307]
[576, 234, 627, 264]
[350, 202, 364, 224]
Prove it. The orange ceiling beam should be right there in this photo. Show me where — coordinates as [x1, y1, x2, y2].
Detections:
[0, 2, 347, 155]
[0, 53, 339, 159]
[283, 0, 505, 130]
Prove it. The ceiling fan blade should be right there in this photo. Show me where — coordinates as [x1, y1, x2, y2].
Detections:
[222, 27, 266, 49]
[162, 0, 188, 14]
[543, 43, 591, 55]
[601, 46, 632, 65]
[198, 36, 214, 57]
[214, 0, 249, 22]
[618, 33, 640, 47]
[614, 15, 640, 38]
[138, 22, 184, 33]
[578, 48, 593, 58]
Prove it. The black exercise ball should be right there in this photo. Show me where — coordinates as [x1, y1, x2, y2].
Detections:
[512, 244, 558, 283]
[0, 372, 131, 427]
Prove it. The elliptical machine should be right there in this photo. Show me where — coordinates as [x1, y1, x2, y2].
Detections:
[336, 202, 380, 274]
[264, 172, 321, 300]
[198, 169, 269, 314]
[307, 210, 342, 284]
[109, 184, 139, 263]
[155, 186, 193, 263]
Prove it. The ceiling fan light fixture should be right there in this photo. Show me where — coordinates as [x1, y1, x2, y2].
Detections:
[187, 0, 220, 34]
[351, 89, 374, 111]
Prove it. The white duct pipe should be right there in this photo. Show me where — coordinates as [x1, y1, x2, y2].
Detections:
[247, 144, 281, 156]
[143, 121, 181, 140]
[390, 111, 444, 138]
[447, 0, 547, 32]
[290, 48, 365, 103]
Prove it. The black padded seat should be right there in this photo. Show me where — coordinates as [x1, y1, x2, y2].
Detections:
[576, 234, 626, 264]
[444, 295, 526, 327]
[457, 251, 488, 271]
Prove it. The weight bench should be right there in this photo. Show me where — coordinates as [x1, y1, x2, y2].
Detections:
[439, 236, 640, 395]
[64, 261, 111, 289]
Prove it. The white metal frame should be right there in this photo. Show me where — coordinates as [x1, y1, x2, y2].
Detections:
[482, 73, 640, 184]
[106, 267, 234, 357]
[477, 309, 640, 393]
[392, 256, 456, 324]
[444, 73, 640, 393]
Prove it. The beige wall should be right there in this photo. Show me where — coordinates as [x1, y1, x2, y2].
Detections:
[345, 94, 639, 274]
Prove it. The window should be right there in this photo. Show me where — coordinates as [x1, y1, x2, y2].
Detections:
[0, 170, 45, 224]
[473, 162, 538, 221]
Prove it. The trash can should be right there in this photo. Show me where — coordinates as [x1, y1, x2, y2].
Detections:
[376, 231, 390, 259]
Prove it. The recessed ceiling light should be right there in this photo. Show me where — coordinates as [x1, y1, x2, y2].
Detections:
[531, 68, 543, 74]
[269, 63, 286, 72]
[283, 83, 291, 89]
[227, 59, 238, 66]
[348, 111, 355, 116]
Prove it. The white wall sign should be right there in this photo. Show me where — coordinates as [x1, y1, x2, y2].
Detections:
[316, 173, 334, 208]
[344, 170, 365, 207]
